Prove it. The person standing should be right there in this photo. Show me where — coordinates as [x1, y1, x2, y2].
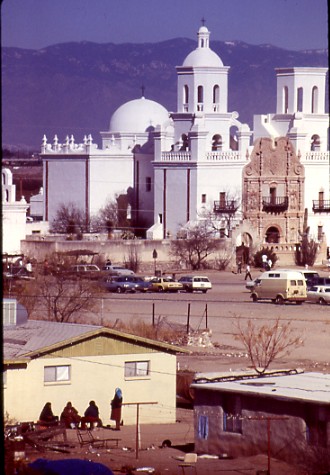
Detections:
[110, 388, 123, 431]
[244, 264, 252, 281]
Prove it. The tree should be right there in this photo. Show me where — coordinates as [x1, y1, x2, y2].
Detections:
[171, 221, 219, 270]
[295, 208, 319, 267]
[50, 202, 86, 235]
[201, 190, 241, 238]
[17, 272, 99, 323]
[253, 247, 278, 268]
[234, 316, 304, 374]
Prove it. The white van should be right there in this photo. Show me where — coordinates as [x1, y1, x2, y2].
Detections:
[250, 269, 307, 304]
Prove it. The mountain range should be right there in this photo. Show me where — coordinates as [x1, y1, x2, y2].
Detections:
[1, 38, 328, 150]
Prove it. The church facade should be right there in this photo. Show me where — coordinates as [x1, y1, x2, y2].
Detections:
[40, 25, 329, 253]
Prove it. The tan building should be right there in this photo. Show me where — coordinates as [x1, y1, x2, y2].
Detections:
[242, 136, 305, 255]
[3, 318, 188, 425]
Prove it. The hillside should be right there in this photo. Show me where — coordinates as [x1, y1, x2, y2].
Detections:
[1, 39, 328, 149]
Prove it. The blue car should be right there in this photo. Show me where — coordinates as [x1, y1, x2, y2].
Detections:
[101, 276, 138, 293]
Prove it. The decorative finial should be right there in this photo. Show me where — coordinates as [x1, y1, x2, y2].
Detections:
[141, 85, 145, 97]
[201, 17, 206, 26]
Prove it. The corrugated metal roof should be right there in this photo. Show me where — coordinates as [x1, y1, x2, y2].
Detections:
[3, 319, 188, 361]
[191, 371, 330, 404]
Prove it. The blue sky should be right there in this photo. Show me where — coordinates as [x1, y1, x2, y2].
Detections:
[1, 0, 329, 51]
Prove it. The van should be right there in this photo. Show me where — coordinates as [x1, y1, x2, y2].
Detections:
[250, 269, 307, 304]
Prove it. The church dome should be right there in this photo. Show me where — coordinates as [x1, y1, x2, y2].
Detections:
[109, 97, 169, 133]
[182, 25, 223, 68]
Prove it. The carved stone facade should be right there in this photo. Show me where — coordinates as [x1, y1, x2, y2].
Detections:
[243, 137, 305, 244]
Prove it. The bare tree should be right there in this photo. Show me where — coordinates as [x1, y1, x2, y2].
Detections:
[171, 221, 219, 270]
[50, 202, 86, 235]
[234, 317, 304, 374]
[201, 189, 241, 238]
[17, 273, 99, 323]
[124, 244, 141, 273]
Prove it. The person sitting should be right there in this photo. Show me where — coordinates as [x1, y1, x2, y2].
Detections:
[80, 400, 102, 429]
[39, 402, 59, 426]
[60, 401, 81, 428]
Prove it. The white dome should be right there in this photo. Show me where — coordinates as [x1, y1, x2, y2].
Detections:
[182, 48, 223, 67]
[182, 24, 223, 68]
[109, 97, 169, 133]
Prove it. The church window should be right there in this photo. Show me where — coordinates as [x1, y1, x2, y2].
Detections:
[197, 86, 204, 111]
[319, 191, 324, 207]
[183, 85, 189, 111]
[312, 86, 318, 113]
[212, 134, 222, 150]
[146, 177, 151, 192]
[213, 85, 220, 111]
[297, 87, 303, 112]
[270, 187, 277, 204]
[201, 194, 206, 203]
[311, 134, 320, 151]
[318, 226, 323, 240]
[265, 226, 280, 243]
[219, 192, 226, 207]
[283, 86, 289, 113]
[158, 214, 162, 224]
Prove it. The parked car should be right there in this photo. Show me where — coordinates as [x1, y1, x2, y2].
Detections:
[66, 264, 101, 280]
[307, 285, 330, 305]
[178, 275, 212, 293]
[101, 276, 138, 293]
[149, 277, 183, 292]
[300, 270, 320, 289]
[315, 276, 330, 286]
[127, 276, 153, 292]
[3, 266, 35, 281]
[103, 265, 135, 276]
[245, 278, 261, 291]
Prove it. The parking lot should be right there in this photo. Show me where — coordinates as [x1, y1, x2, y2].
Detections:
[93, 269, 330, 372]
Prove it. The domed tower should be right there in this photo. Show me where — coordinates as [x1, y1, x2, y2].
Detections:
[176, 25, 229, 115]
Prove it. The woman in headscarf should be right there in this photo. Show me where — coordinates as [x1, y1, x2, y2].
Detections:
[110, 388, 123, 430]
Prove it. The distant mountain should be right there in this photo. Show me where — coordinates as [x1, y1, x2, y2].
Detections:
[1, 39, 328, 149]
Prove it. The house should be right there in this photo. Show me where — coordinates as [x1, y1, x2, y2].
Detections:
[3, 316, 188, 425]
[191, 369, 330, 466]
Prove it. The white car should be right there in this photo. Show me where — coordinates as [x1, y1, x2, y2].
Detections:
[103, 265, 135, 276]
[307, 286, 330, 305]
[178, 275, 212, 293]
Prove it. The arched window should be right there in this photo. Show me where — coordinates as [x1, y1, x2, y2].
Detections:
[230, 126, 238, 150]
[213, 85, 220, 111]
[183, 85, 189, 106]
[297, 87, 303, 112]
[311, 134, 320, 151]
[312, 86, 318, 113]
[212, 134, 222, 151]
[266, 226, 280, 244]
[283, 86, 289, 113]
[197, 86, 204, 111]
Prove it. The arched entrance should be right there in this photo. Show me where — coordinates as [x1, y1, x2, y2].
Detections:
[265, 226, 280, 243]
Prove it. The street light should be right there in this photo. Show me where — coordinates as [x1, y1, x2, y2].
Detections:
[152, 249, 158, 275]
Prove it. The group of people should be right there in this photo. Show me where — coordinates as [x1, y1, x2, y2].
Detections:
[235, 260, 253, 281]
[38, 389, 123, 431]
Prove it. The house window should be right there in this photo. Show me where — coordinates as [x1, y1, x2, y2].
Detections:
[198, 415, 209, 439]
[125, 361, 150, 378]
[223, 396, 242, 433]
[201, 194, 206, 204]
[44, 365, 70, 383]
[146, 177, 151, 192]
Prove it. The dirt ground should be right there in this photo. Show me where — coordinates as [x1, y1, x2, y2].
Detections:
[7, 266, 330, 474]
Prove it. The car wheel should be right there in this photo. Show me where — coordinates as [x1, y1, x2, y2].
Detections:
[158, 287, 164, 292]
[116, 287, 123, 293]
[295, 301, 303, 305]
[202, 290, 207, 294]
[318, 297, 326, 305]
[275, 295, 284, 305]
[251, 294, 258, 302]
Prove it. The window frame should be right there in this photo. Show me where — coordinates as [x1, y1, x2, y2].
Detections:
[124, 360, 150, 379]
[44, 365, 71, 384]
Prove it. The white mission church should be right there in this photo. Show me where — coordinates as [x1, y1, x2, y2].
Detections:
[40, 25, 329, 250]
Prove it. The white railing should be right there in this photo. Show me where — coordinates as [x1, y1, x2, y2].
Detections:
[303, 151, 329, 162]
[161, 151, 192, 161]
[206, 151, 241, 161]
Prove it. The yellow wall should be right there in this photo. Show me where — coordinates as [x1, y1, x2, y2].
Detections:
[4, 352, 177, 425]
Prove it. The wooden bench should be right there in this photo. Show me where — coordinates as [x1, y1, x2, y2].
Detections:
[76, 429, 120, 449]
